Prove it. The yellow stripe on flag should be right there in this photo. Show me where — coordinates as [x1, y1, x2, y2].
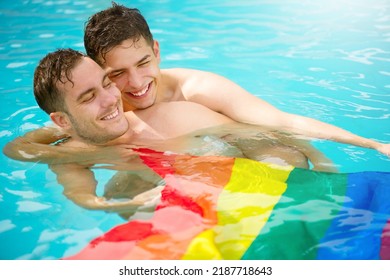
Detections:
[182, 158, 293, 259]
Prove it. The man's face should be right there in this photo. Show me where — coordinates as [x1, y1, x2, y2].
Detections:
[103, 37, 161, 110]
[55, 57, 129, 144]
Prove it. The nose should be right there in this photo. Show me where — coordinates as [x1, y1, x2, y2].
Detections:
[100, 89, 118, 108]
[126, 70, 144, 90]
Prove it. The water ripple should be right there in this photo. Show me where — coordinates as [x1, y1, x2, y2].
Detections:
[0, 220, 16, 234]
[337, 48, 390, 65]
[16, 201, 51, 212]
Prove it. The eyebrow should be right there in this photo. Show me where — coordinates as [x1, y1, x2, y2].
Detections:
[76, 72, 110, 102]
[137, 54, 151, 64]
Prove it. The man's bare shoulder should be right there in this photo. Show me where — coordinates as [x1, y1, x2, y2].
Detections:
[161, 68, 225, 101]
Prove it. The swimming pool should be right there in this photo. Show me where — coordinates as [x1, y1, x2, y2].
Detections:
[0, 0, 389, 260]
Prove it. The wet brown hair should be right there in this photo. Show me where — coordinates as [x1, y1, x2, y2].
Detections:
[84, 2, 154, 65]
[34, 48, 86, 114]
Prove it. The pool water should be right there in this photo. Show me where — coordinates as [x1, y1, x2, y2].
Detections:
[0, 0, 389, 259]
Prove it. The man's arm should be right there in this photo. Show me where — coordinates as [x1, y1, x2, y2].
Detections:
[3, 126, 138, 164]
[182, 69, 390, 156]
[276, 135, 338, 172]
[50, 163, 161, 213]
[2, 126, 93, 164]
[3, 126, 67, 162]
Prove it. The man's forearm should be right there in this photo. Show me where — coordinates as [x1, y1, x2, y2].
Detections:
[3, 126, 71, 163]
[3, 137, 94, 164]
[284, 114, 384, 150]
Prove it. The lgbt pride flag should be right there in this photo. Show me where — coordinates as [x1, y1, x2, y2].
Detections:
[65, 149, 390, 260]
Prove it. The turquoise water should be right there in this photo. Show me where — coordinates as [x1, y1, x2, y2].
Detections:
[0, 0, 389, 259]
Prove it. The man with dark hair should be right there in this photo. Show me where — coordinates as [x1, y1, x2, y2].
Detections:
[33, 48, 129, 145]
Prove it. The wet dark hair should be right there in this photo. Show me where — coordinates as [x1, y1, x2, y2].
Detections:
[84, 2, 154, 65]
[34, 48, 86, 114]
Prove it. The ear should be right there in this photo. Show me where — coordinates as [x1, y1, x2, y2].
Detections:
[153, 40, 161, 63]
[50, 112, 72, 130]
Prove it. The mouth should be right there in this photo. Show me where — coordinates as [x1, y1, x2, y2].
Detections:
[101, 107, 120, 121]
[126, 82, 151, 98]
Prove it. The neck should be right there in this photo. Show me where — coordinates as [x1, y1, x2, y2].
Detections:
[101, 114, 138, 146]
[123, 101, 136, 112]
[66, 110, 165, 148]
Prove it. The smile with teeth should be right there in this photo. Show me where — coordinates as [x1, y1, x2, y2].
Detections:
[101, 108, 119, 120]
[129, 83, 150, 97]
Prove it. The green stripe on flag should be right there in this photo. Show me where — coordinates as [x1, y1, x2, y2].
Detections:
[242, 168, 348, 259]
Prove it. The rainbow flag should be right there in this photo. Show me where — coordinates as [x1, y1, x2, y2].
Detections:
[65, 149, 390, 260]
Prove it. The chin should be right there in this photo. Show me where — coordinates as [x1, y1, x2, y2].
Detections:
[140, 98, 157, 109]
[140, 103, 154, 110]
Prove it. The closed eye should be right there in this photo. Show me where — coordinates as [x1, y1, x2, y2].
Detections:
[108, 71, 123, 79]
[103, 77, 114, 89]
[80, 92, 95, 103]
[139, 60, 150, 67]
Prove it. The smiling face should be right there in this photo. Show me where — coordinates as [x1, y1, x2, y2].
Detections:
[50, 57, 129, 145]
[103, 37, 161, 110]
